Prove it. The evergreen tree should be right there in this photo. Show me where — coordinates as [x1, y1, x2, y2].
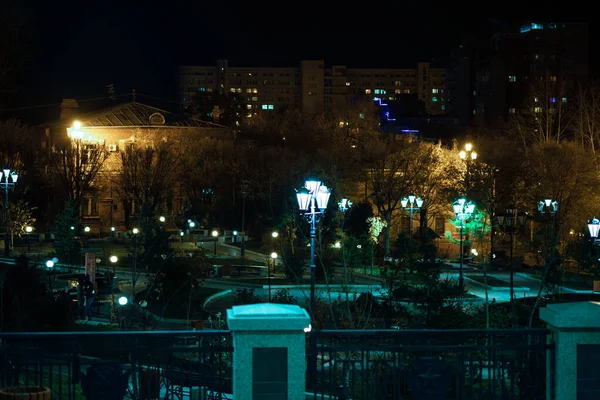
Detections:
[52, 200, 81, 265]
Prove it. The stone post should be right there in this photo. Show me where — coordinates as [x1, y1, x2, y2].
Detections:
[540, 301, 600, 400]
[227, 303, 310, 400]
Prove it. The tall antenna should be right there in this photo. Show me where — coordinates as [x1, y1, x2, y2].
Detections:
[107, 84, 116, 104]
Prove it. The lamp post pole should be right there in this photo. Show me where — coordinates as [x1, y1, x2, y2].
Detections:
[453, 198, 475, 291]
[240, 181, 248, 258]
[296, 179, 331, 395]
[401, 194, 423, 277]
[1, 168, 18, 257]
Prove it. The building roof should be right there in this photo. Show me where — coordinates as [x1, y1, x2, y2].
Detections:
[77, 101, 227, 129]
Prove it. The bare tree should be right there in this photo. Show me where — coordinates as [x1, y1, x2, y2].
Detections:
[574, 84, 600, 166]
[365, 138, 446, 255]
[49, 139, 110, 213]
[116, 142, 181, 217]
[510, 78, 572, 150]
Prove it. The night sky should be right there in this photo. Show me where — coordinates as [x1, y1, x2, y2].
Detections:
[5, 0, 590, 120]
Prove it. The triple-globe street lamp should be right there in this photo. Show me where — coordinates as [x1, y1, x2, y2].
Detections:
[295, 179, 332, 320]
[452, 198, 475, 290]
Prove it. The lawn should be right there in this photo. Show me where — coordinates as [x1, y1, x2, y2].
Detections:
[466, 274, 513, 288]
[137, 287, 222, 320]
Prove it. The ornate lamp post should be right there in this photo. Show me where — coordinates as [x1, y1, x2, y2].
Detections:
[497, 205, 528, 324]
[538, 198, 559, 267]
[212, 230, 219, 255]
[1, 168, 18, 257]
[295, 179, 331, 320]
[459, 143, 477, 193]
[25, 225, 33, 252]
[401, 194, 423, 243]
[452, 198, 475, 290]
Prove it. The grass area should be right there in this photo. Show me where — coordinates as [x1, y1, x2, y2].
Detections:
[466, 274, 513, 288]
[137, 287, 222, 320]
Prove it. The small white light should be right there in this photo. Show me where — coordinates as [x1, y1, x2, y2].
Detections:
[118, 296, 128, 306]
[334, 241, 341, 248]
[272, 231, 279, 238]
[159, 216, 166, 222]
[45, 260, 54, 268]
[180, 231, 184, 236]
[132, 228, 139, 234]
[233, 230, 238, 235]
[110, 226, 116, 232]
[212, 230, 218, 237]
[84, 226, 90, 233]
[189, 221, 196, 228]
[25, 226, 33, 233]
[109, 255, 118, 263]
[304, 324, 312, 332]
[270, 252, 278, 259]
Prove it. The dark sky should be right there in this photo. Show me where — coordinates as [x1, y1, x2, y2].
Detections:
[7, 0, 590, 118]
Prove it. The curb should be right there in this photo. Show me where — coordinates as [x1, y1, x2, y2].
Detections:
[202, 289, 232, 310]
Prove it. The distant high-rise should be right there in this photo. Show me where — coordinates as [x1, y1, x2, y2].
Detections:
[178, 60, 448, 122]
[447, 21, 588, 128]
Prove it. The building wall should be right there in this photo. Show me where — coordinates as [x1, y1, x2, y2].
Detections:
[48, 123, 232, 234]
[179, 60, 448, 118]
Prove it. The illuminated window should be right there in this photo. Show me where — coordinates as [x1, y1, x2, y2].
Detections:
[432, 97, 438, 102]
[395, 89, 401, 94]
[252, 88, 258, 93]
[365, 89, 371, 94]
[509, 108, 516, 114]
[247, 113, 252, 117]
[359, 113, 365, 119]
[508, 76, 517, 82]
[251, 96, 258, 101]
[550, 76, 557, 81]
[247, 105, 252, 110]
[380, 89, 386, 94]
[403, 89, 410, 94]
[268, 105, 274, 110]
[441, 105, 445, 110]
[394, 81, 401, 86]
[562, 97, 567, 102]
[550, 97, 556, 103]
[246, 88, 252, 93]
[236, 88, 242, 93]
[345, 82, 350, 86]
[534, 97, 539, 102]
[534, 107, 542, 113]
[374, 89, 380, 94]
[199, 87, 206, 92]
[207, 88, 212, 92]
[432, 88, 438, 93]
[262, 105, 268, 110]
[229, 88, 236, 93]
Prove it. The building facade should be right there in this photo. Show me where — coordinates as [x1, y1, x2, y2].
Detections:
[447, 21, 588, 127]
[41, 99, 232, 234]
[179, 60, 448, 120]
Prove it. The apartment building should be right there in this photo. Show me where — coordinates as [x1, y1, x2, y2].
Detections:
[179, 60, 447, 120]
[447, 21, 588, 127]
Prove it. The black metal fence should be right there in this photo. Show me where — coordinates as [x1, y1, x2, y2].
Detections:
[0, 330, 233, 400]
[307, 329, 550, 400]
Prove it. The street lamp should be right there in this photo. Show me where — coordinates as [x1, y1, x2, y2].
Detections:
[588, 218, 600, 242]
[25, 226, 33, 252]
[159, 216, 166, 223]
[497, 205, 528, 325]
[118, 296, 128, 306]
[452, 198, 475, 290]
[459, 143, 477, 194]
[212, 230, 218, 255]
[538, 198, 559, 268]
[268, 252, 278, 302]
[401, 194, 423, 246]
[295, 179, 331, 320]
[1, 167, 18, 257]
[271, 231, 279, 238]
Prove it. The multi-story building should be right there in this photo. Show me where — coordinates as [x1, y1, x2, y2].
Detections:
[447, 21, 588, 127]
[179, 60, 448, 121]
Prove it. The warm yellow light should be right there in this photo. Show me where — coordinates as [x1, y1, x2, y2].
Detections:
[465, 143, 472, 152]
[212, 230, 218, 237]
[471, 152, 477, 160]
[459, 150, 466, 159]
[73, 120, 82, 130]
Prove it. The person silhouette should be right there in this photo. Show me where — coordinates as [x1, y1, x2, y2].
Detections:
[82, 275, 96, 321]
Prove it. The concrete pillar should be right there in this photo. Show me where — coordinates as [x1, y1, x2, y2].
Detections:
[540, 301, 600, 400]
[227, 303, 310, 400]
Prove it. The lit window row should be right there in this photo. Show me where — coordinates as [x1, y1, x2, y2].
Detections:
[246, 88, 258, 94]
[374, 89, 386, 94]
[432, 97, 444, 102]
[432, 88, 444, 94]
[262, 104, 274, 110]
[508, 76, 517, 82]
[230, 88, 242, 93]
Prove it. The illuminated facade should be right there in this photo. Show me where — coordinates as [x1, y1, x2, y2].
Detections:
[179, 60, 447, 119]
[41, 99, 232, 233]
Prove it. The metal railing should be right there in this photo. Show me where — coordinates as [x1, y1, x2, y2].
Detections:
[0, 330, 233, 399]
[307, 329, 550, 400]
